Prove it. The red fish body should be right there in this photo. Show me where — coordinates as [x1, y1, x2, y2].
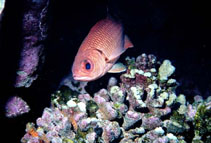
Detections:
[72, 18, 133, 81]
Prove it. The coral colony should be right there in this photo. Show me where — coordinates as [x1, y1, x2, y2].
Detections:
[15, 0, 49, 88]
[21, 54, 211, 143]
[5, 96, 30, 118]
[0, 0, 5, 16]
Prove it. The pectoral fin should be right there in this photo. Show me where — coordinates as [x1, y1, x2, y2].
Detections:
[108, 62, 126, 73]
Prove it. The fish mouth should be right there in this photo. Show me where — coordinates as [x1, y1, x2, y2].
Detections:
[73, 75, 92, 81]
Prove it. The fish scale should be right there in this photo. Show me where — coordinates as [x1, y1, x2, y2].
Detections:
[87, 19, 123, 60]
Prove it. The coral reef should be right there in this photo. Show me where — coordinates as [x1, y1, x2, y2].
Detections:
[15, 0, 49, 87]
[5, 96, 30, 118]
[21, 53, 211, 143]
[193, 96, 211, 143]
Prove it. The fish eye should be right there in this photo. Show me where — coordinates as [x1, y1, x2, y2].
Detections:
[85, 62, 91, 70]
[83, 60, 92, 71]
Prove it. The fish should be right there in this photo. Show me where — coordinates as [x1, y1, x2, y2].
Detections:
[72, 18, 133, 81]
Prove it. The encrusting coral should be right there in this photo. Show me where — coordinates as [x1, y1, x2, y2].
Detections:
[21, 53, 211, 143]
[15, 0, 49, 88]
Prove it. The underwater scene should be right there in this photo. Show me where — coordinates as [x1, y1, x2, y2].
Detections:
[0, 0, 210, 143]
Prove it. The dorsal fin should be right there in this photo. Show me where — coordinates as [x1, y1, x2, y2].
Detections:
[124, 35, 134, 49]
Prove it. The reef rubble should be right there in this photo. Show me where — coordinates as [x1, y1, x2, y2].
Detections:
[21, 53, 211, 143]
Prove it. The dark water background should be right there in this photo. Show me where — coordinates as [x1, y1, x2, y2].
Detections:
[0, 0, 210, 142]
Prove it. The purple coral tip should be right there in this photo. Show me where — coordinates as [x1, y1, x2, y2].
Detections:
[5, 96, 30, 118]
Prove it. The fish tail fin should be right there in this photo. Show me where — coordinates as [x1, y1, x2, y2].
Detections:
[124, 35, 134, 49]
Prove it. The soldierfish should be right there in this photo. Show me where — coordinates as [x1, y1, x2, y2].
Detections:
[72, 18, 133, 81]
